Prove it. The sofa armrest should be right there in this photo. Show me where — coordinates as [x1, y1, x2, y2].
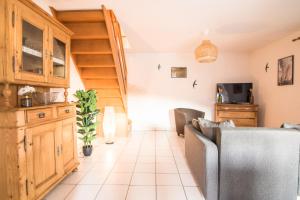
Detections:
[185, 125, 218, 200]
[216, 128, 300, 200]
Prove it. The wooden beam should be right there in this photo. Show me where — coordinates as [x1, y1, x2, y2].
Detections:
[64, 22, 108, 39]
[56, 10, 105, 22]
[49, 6, 57, 18]
[71, 39, 112, 54]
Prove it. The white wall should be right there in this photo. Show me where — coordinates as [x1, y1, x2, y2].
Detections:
[127, 52, 252, 131]
[250, 30, 300, 127]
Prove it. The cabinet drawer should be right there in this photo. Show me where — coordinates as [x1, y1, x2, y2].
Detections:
[57, 106, 76, 118]
[26, 108, 54, 124]
[218, 111, 256, 119]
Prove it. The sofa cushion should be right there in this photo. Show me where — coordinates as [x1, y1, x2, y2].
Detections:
[198, 118, 235, 142]
[192, 118, 202, 132]
[281, 122, 300, 131]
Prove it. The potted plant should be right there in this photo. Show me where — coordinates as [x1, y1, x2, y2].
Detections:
[74, 90, 100, 156]
[18, 85, 36, 107]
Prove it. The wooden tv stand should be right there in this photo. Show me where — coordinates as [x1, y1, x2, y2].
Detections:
[215, 103, 258, 127]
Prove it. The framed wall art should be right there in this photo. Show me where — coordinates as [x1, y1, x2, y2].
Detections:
[278, 55, 294, 86]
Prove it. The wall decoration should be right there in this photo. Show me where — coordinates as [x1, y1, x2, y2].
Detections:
[158, 64, 162, 70]
[192, 80, 198, 88]
[171, 67, 187, 78]
[278, 55, 294, 86]
[265, 63, 269, 72]
[292, 37, 300, 42]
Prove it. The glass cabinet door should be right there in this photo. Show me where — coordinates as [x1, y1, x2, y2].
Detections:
[49, 27, 70, 86]
[22, 20, 44, 75]
[52, 37, 66, 78]
[14, 5, 47, 83]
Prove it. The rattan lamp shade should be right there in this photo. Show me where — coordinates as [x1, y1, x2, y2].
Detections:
[195, 40, 218, 63]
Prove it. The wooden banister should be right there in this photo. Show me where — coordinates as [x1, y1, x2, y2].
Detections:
[102, 5, 127, 112]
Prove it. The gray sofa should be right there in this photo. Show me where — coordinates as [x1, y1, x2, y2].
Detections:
[174, 108, 205, 136]
[185, 124, 300, 200]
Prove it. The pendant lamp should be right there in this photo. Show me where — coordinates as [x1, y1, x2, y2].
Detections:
[195, 40, 218, 63]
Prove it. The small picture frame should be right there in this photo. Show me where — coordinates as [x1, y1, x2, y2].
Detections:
[171, 67, 187, 78]
[278, 55, 294, 86]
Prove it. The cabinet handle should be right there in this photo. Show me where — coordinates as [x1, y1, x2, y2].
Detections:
[38, 112, 45, 118]
[57, 146, 60, 156]
[60, 144, 63, 154]
[65, 109, 70, 113]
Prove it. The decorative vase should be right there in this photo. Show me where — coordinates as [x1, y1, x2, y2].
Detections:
[20, 95, 32, 107]
[82, 145, 93, 156]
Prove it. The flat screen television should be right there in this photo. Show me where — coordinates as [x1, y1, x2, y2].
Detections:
[216, 83, 253, 104]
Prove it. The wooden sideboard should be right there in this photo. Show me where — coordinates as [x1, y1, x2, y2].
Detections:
[0, 1, 78, 199]
[0, 103, 79, 200]
[215, 103, 258, 127]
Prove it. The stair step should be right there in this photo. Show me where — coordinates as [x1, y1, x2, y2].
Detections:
[98, 97, 123, 106]
[56, 10, 105, 22]
[78, 65, 115, 68]
[95, 89, 121, 98]
[85, 79, 119, 89]
[76, 55, 114, 67]
[64, 22, 108, 39]
[81, 68, 117, 79]
[71, 39, 112, 54]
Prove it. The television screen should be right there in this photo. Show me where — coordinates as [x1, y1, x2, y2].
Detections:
[216, 83, 253, 104]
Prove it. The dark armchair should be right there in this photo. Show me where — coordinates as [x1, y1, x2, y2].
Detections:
[174, 108, 205, 136]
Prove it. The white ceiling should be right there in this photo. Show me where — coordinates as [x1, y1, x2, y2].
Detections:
[49, 0, 300, 53]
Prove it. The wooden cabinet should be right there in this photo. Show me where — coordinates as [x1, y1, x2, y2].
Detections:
[1, 0, 72, 87]
[215, 103, 258, 127]
[61, 118, 78, 172]
[0, 104, 78, 200]
[26, 122, 63, 199]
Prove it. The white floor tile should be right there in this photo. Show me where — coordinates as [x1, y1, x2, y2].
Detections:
[95, 185, 128, 200]
[78, 170, 109, 185]
[156, 156, 175, 164]
[106, 173, 132, 185]
[156, 163, 178, 173]
[44, 184, 75, 200]
[184, 187, 205, 200]
[61, 172, 87, 185]
[46, 132, 195, 199]
[137, 156, 155, 163]
[65, 185, 101, 200]
[126, 186, 156, 200]
[131, 173, 155, 186]
[156, 173, 182, 186]
[180, 173, 198, 186]
[113, 163, 135, 173]
[134, 163, 155, 173]
[157, 186, 187, 200]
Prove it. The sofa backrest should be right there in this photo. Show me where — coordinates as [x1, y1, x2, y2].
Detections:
[216, 128, 300, 200]
[185, 125, 218, 200]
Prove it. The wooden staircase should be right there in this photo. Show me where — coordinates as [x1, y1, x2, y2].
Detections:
[52, 6, 129, 136]
[52, 6, 127, 113]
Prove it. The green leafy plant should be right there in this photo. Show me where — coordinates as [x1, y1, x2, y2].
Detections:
[74, 90, 100, 147]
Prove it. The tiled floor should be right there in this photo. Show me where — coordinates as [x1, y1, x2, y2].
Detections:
[44, 131, 205, 200]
